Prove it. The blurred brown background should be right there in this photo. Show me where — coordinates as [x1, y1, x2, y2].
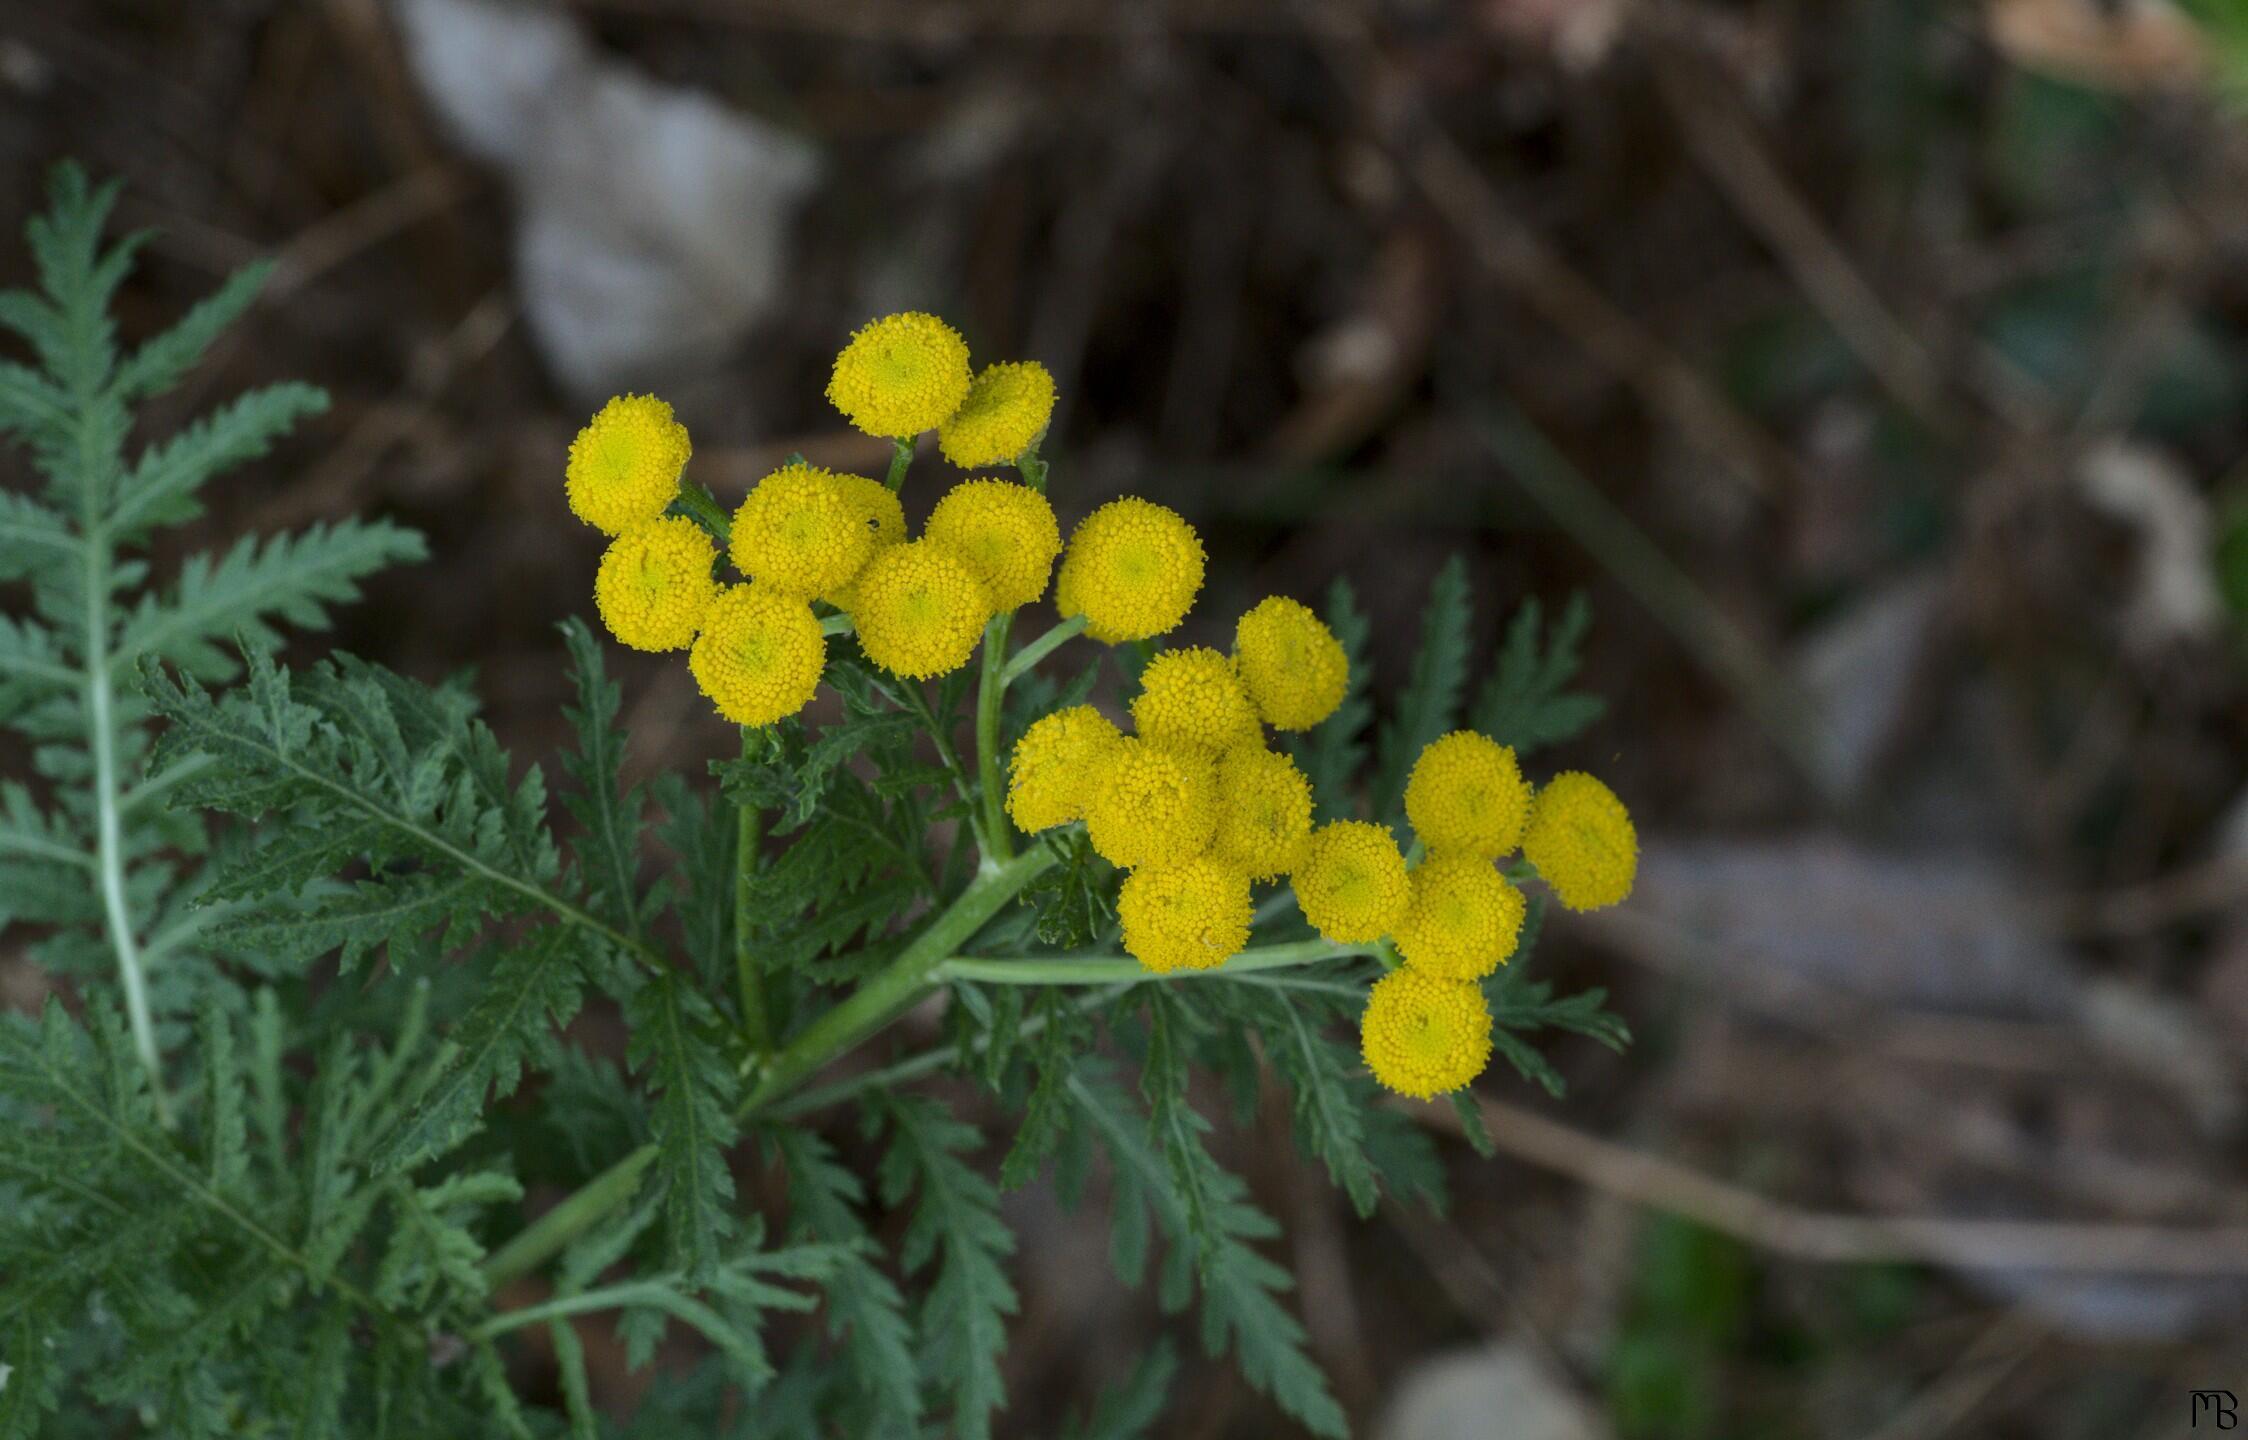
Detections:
[9, 0, 2248, 1434]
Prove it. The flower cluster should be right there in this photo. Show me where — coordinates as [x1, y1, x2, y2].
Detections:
[565, 314, 1064, 725]
[1345, 731, 1639, 1099]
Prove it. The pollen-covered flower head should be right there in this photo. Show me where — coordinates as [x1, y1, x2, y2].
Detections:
[1053, 497, 1206, 644]
[849, 539, 991, 679]
[1007, 704, 1124, 833]
[729, 462, 875, 600]
[1118, 856, 1253, 974]
[1233, 595, 1349, 731]
[1521, 771, 1637, 912]
[1209, 744, 1314, 881]
[1360, 968, 1493, 1100]
[1129, 647, 1262, 755]
[1391, 853, 1527, 981]
[1403, 731, 1532, 860]
[566, 394, 691, 535]
[593, 516, 717, 652]
[819, 472, 908, 608]
[1290, 819, 1410, 943]
[925, 478, 1062, 611]
[826, 312, 973, 439]
[1082, 738, 1219, 871]
[689, 584, 825, 727]
[938, 361, 1057, 469]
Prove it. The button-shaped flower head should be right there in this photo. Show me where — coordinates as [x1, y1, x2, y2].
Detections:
[1053, 497, 1205, 644]
[1209, 744, 1314, 881]
[1290, 819, 1409, 943]
[729, 463, 876, 601]
[850, 539, 992, 680]
[566, 394, 691, 535]
[1006, 704, 1124, 834]
[1083, 738, 1219, 871]
[1403, 731, 1532, 860]
[819, 472, 908, 609]
[938, 360, 1056, 468]
[1521, 771, 1637, 912]
[925, 478, 1062, 611]
[1232, 595, 1348, 731]
[1359, 968, 1494, 1100]
[593, 516, 717, 652]
[1129, 647, 1261, 755]
[689, 584, 825, 727]
[826, 312, 973, 439]
[1118, 857, 1253, 974]
[1390, 853, 1527, 981]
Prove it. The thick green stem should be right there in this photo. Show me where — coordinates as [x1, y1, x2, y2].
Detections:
[884, 436, 915, 493]
[1001, 613, 1087, 686]
[975, 612, 1015, 865]
[481, 1144, 658, 1288]
[738, 842, 1058, 1117]
[941, 938, 1371, 987]
[734, 727, 771, 1053]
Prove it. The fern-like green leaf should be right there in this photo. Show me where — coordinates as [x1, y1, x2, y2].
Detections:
[628, 973, 741, 1278]
[1373, 553, 1474, 817]
[1474, 592, 1606, 754]
[1289, 577, 1374, 822]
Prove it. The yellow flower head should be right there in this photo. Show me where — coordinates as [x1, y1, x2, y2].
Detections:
[1209, 745, 1314, 881]
[826, 312, 973, 439]
[689, 584, 825, 727]
[593, 516, 717, 652]
[729, 462, 875, 600]
[1053, 497, 1206, 644]
[850, 539, 991, 679]
[1129, 648, 1262, 755]
[1391, 853, 1527, 981]
[1360, 968, 1493, 1100]
[819, 472, 908, 608]
[1403, 731, 1532, 860]
[565, 394, 691, 535]
[1118, 857, 1253, 974]
[1006, 704, 1124, 833]
[1290, 820, 1410, 943]
[938, 361, 1057, 468]
[925, 478, 1062, 611]
[1232, 595, 1349, 731]
[1083, 738, 1219, 871]
[1521, 771, 1637, 912]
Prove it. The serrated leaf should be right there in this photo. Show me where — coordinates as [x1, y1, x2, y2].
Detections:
[1374, 554, 1474, 817]
[559, 617, 647, 938]
[1474, 592, 1606, 754]
[628, 973, 741, 1278]
[1288, 577, 1374, 822]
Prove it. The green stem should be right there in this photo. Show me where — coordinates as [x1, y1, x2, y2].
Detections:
[737, 842, 1058, 1117]
[471, 1279, 677, 1341]
[940, 939, 1373, 986]
[481, 1144, 659, 1289]
[734, 728, 771, 1053]
[975, 612, 1015, 864]
[675, 480, 732, 544]
[888, 679, 984, 854]
[884, 436, 915, 493]
[1001, 614, 1087, 685]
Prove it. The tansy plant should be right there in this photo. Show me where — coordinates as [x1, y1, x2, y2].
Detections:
[0, 169, 1633, 1437]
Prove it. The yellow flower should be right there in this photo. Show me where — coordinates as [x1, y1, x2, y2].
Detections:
[1129, 647, 1262, 755]
[729, 463, 875, 600]
[1390, 853, 1526, 981]
[1082, 738, 1219, 871]
[1359, 968, 1493, 1100]
[1118, 857, 1252, 974]
[1232, 595, 1348, 731]
[925, 478, 1062, 611]
[820, 472, 908, 609]
[592, 516, 717, 652]
[1007, 705, 1123, 833]
[850, 539, 991, 679]
[1521, 771, 1637, 912]
[1052, 497, 1205, 644]
[826, 312, 973, 439]
[1403, 731, 1531, 860]
[689, 584, 825, 727]
[1209, 745, 1314, 881]
[938, 360, 1056, 468]
[1290, 820, 1409, 943]
[565, 394, 691, 535]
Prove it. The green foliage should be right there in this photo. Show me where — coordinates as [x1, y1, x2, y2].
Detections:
[1475, 593, 1606, 754]
[1373, 553, 1474, 817]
